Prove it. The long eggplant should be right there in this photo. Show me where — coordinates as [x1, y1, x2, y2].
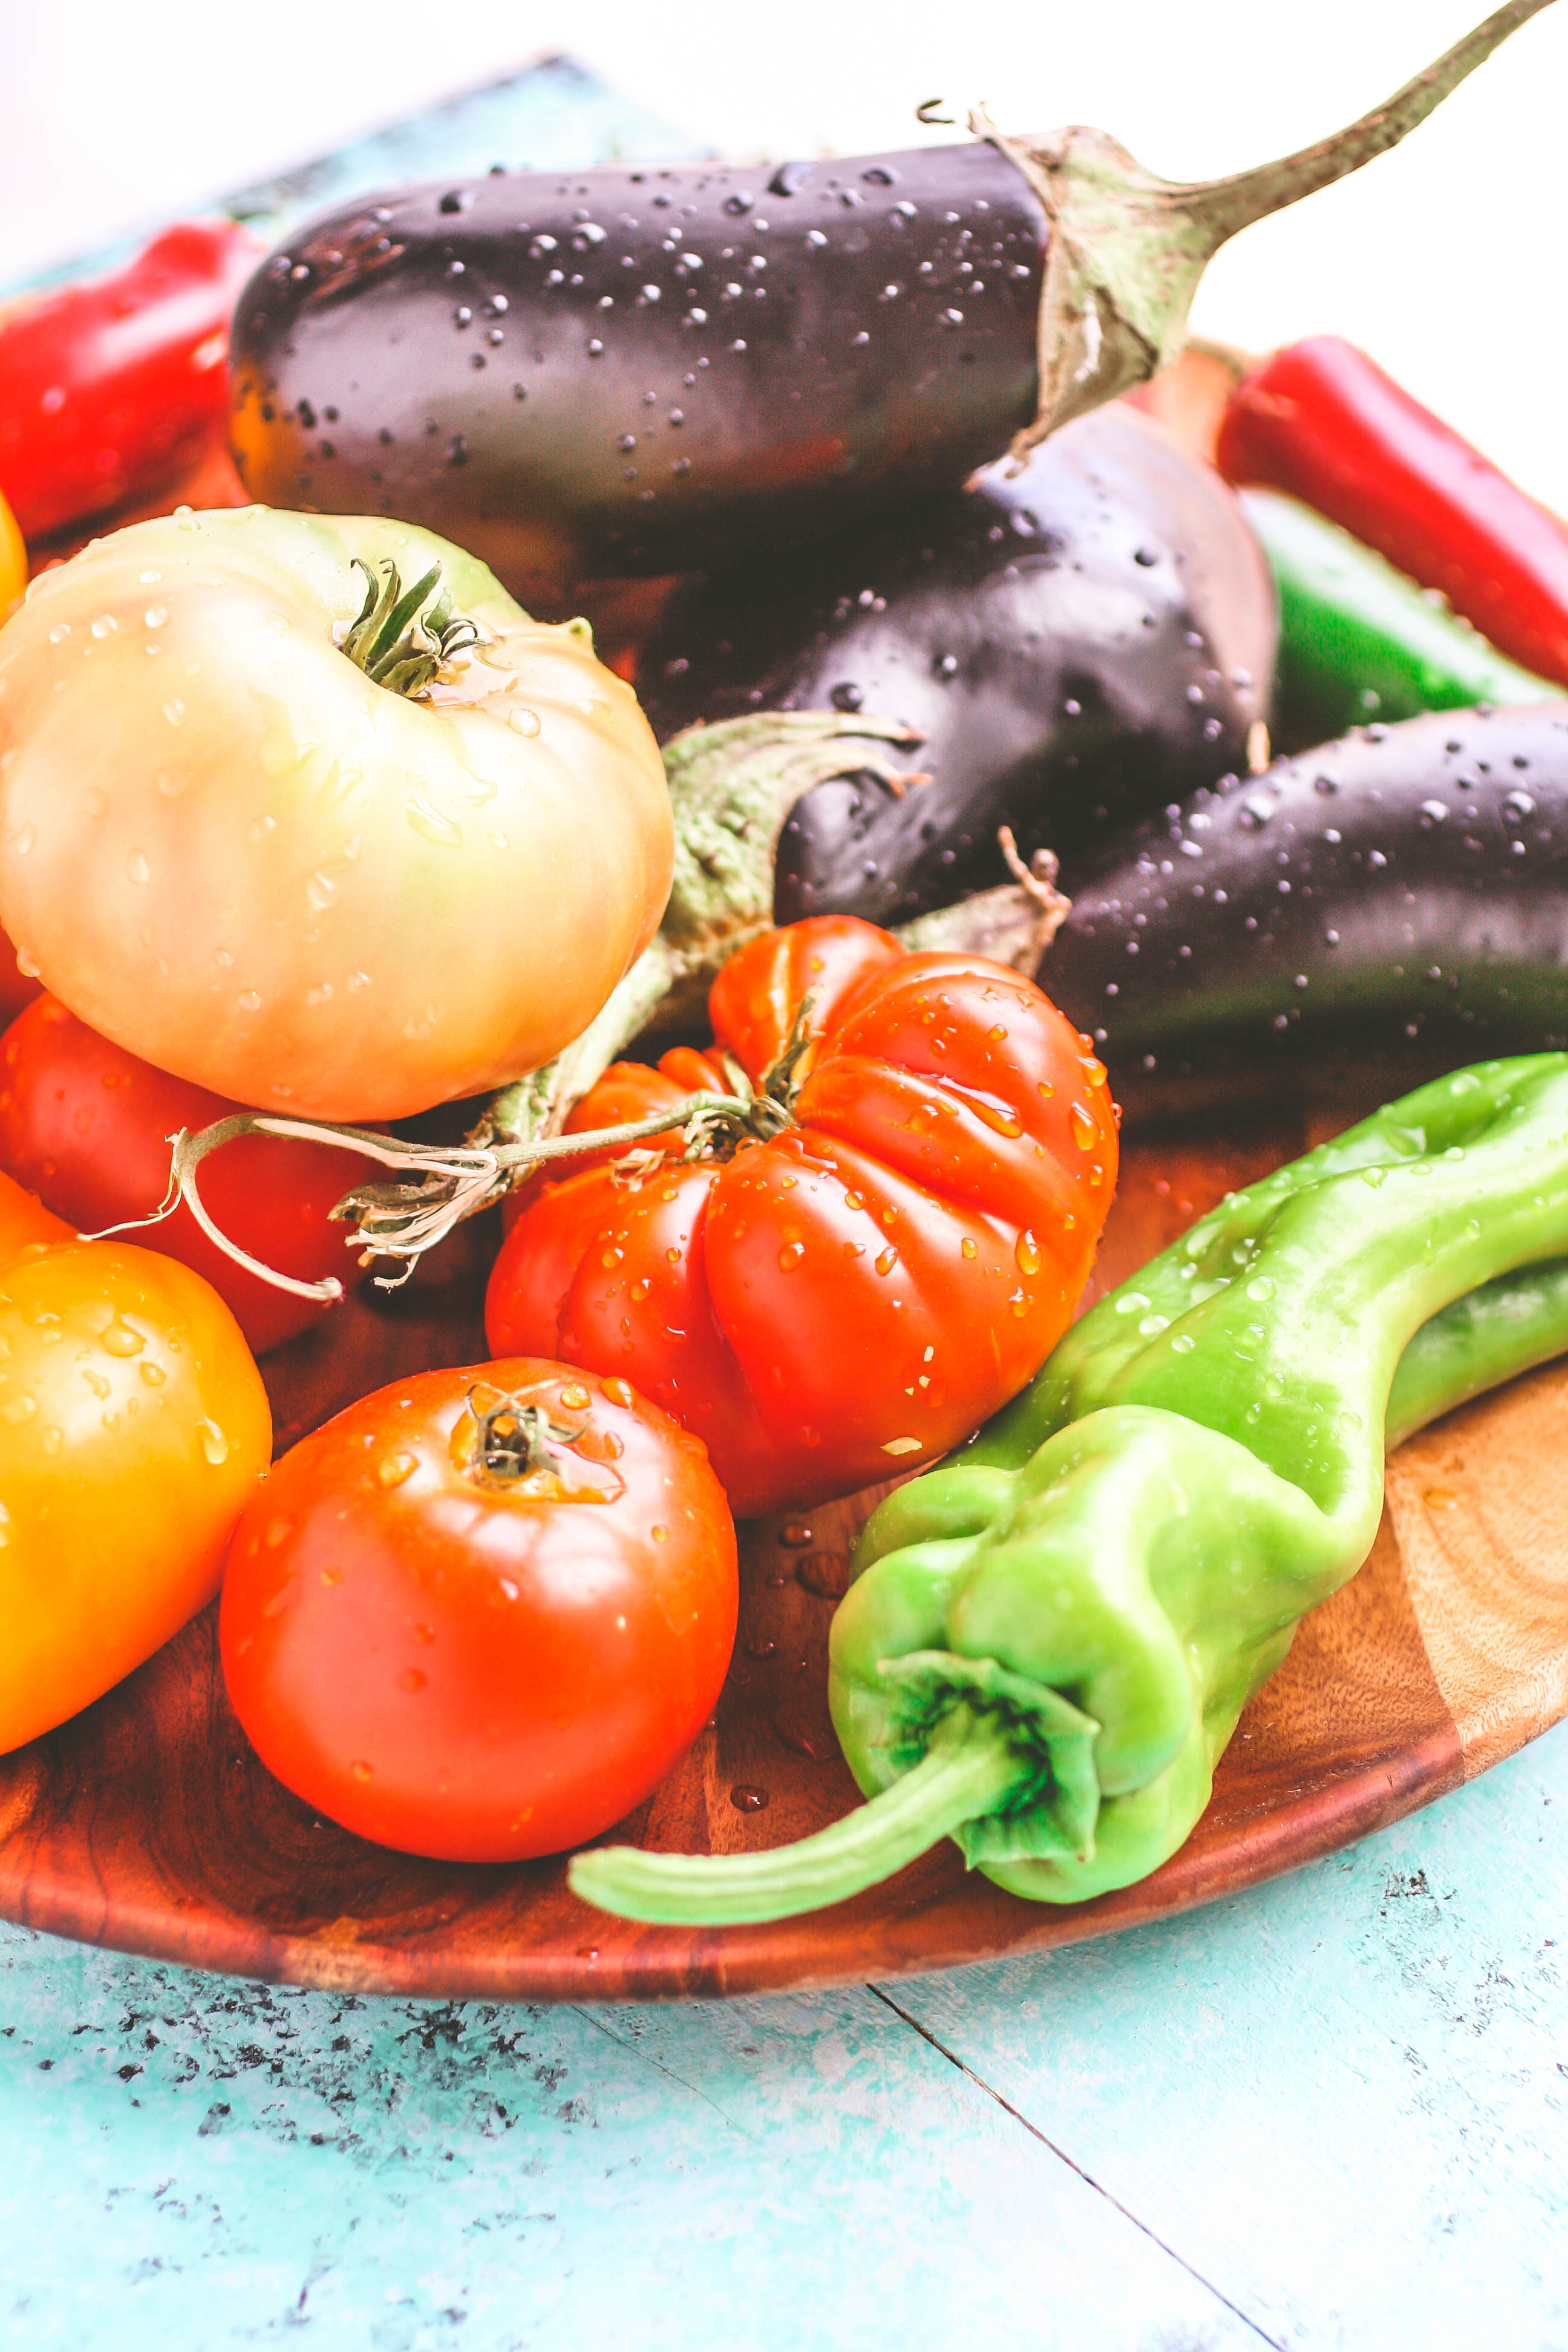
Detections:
[226, 10, 1538, 606]
[638, 403, 1275, 918]
[1040, 704, 1568, 1102]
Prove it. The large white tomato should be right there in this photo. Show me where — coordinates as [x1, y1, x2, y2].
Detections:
[0, 509, 672, 1119]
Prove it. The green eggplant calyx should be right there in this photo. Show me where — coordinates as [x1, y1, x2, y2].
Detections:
[341, 556, 482, 696]
[984, 0, 1551, 459]
[569, 1687, 1048, 1927]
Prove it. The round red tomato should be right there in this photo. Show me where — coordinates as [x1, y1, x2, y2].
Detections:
[0, 993, 380, 1354]
[486, 916, 1119, 1516]
[220, 1360, 737, 1862]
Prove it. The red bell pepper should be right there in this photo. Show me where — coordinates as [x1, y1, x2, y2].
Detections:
[0, 220, 258, 541]
[1216, 335, 1568, 688]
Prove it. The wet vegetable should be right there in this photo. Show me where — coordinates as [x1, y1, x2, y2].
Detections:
[0, 493, 24, 616]
[0, 221, 258, 543]
[1245, 488, 1558, 752]
[0, 507, 671, 1121]
[1038, 704, 1568, 1088]
[227, 8, 1540, 604]
[638, 403, 1275, 920]
[0, 993, 379, 1354]
[1218, 333, 1568, 688]
[570, 1055, 1568, 1923]
[221, 1360, 737, 1863]
[0, 1168, 271, 1756]
[485, 916, 1117, 1517]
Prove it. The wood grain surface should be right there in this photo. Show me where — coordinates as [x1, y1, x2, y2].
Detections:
[2, 1107, 1565, 2002]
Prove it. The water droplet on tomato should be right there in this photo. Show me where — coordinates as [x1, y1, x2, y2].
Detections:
[875, 1245, 898, 1275]
[1246, 1276, 1275, 1302]
[1015, 1231, 1042, 1276]
[652, 1524, 669, 1542]
[778, 1240, 805, 1272]
[602, 1377, 634, 1408]
[351, 1760, 373, 1782]
[508, 706, 541, 736]
[559, 1381, 591, 1411]
[961, 1236, 978, 1261]
[378, 1448, 416, 1487]
[404, 794, 463, 848]
[1171, 1333, 1195, 1354]
[140, 1361, 166, 1387]
[90, 614, 117, 640]
[201, 1420, 230, 1466]
[102, 1318, 144, 1357]
[1070, 1102, 1099, 1151]
[987, 1024, 1007, 1042]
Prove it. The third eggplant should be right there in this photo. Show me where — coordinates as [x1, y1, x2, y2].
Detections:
[638, 403, 1276, 920]
[1040, 703, 1568, 1088]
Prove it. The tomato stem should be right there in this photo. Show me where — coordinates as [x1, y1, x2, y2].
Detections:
[340, 556, 481, 697]
[568, 1708, 1026, 1926]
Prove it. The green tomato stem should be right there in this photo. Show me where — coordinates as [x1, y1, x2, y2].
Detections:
[568, 1711, 1024, 1926]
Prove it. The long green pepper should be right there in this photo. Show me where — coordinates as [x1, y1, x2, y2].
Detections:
[1242, 487, 1560, 748]
[571, 1057, 1568, 1925]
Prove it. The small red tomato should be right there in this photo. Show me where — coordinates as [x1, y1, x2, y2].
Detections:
[0, 993, 377, 1353]
[487, 915, 1119, 1516]
[220, 1361, 738, 1862]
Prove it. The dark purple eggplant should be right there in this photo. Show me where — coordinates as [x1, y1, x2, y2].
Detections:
[1040, 704, 1568, 1095]
[637, 403, 1275, 919]
[226, 11, 1535, 605]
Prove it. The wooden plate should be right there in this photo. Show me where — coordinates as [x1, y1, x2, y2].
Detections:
[2, 1105, 1566, 2002]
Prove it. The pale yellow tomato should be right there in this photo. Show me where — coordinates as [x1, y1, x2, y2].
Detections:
[0, 509, 673, 1119]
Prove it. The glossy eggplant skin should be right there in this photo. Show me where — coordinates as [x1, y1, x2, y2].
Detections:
[1042, 704, 1568, 1082]
[638, 404, 1276, 921]
[228, 147, 1046, 607]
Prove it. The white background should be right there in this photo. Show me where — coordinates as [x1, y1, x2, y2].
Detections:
[2, 0, 1565, 503]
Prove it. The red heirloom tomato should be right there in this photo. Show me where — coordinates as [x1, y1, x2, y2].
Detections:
[486, 916, 1119, 1516]
[0, 993, 379, 1354]
[220, 1361, 738, 1863]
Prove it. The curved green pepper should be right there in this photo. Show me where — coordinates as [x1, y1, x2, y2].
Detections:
[1244, 487, 1561, 750]
[571, 1057, 1568, 1924]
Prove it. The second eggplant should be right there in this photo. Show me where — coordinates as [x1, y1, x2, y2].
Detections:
[1040, 703, 1568, 1091]
[638, 403, 1276, 921]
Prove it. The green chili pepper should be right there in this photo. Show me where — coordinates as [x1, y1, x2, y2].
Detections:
[1243, 488, 1560, 750]
[571, 1056, 1568, 1925]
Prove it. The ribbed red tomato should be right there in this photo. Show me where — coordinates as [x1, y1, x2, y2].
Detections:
[486, 916, 1118, 1516]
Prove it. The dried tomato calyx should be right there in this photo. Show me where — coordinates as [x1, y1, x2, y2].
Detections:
[452, 1383, 624, 1503]
[682, 991, 817, 1162]
[341, 556, 482, 697]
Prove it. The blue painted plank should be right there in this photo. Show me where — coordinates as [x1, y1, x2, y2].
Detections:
[1, 1933, 1258, 2351]
[889, 1718, 1568, 2352]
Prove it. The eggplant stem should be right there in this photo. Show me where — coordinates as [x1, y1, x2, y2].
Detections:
[984, 0, 1554, 459]
[569, 1716, 1024, 1926]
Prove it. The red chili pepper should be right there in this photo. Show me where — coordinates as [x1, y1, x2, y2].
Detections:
[0, 220, 259, 541]
[1215, 335, 1568, 689]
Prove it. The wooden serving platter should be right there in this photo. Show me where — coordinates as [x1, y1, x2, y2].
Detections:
[2, 1104, 1566, 2002]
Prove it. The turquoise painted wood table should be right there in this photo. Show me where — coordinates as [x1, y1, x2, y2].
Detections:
[4, 1720, 1565, 2348]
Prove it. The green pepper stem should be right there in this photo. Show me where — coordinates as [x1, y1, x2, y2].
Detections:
[568, 1716, 1022, 1926]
